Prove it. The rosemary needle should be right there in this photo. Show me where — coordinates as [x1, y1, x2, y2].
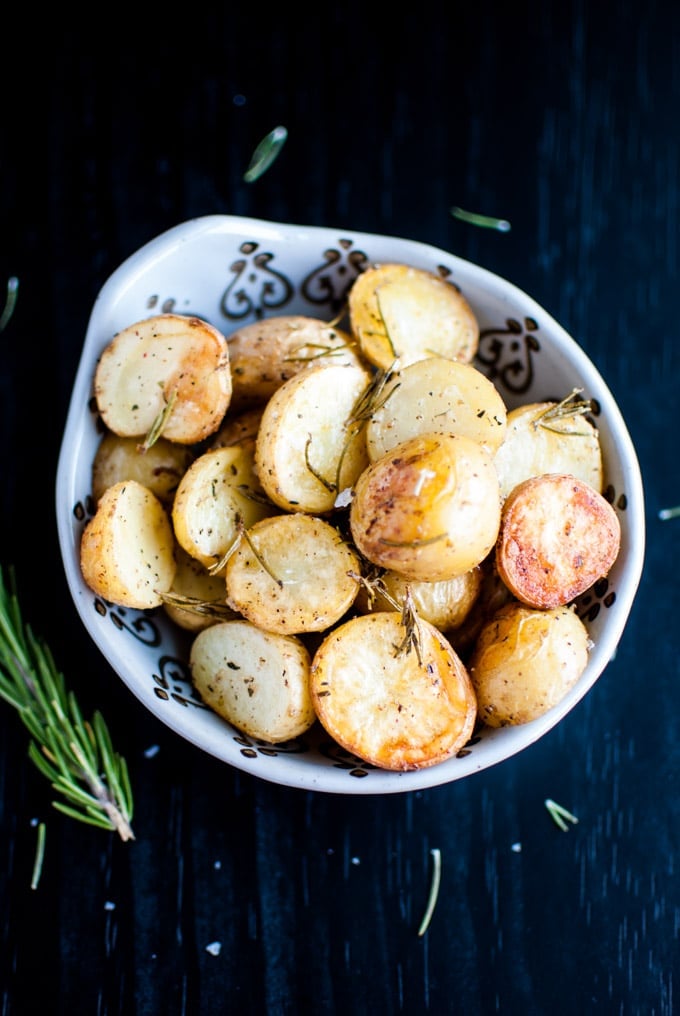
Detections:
[418, 847, 442, 937]
[243, 126, 288, 183]
[544, 798, 579, 832]
[659, 505, 680, 520]
[451, 206, 511, 232]
[30, 822, 46, 890]
[0, 276, 19, 332]
[0, 565, 135, 841]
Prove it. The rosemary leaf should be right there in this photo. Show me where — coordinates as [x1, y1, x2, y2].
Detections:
[0, 276, 19, 332]
[544, 798, 579, 832]
[418, 847, 442, 936]
[243, 126, 288, 183]
[451, 206, 511, 232]
[659, 505, 680, 520]
[30, 822, 46, 891]
[0, 565, 135, 841]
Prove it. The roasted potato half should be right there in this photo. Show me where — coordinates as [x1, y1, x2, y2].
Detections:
[162, 545, 237, 633]
[493, 397, 603, 500]
[254, 362, 372, 514]
[468, 601, 591, 726]
[350, 433, 501, 582]
[80, 479, 176, 609]
[355, 565, 483, 633]
[310, 611, 477, 770]
[348, 263, 479, 369]
[225, 513, 361, 635]
[91, 431, 195, 506]
[226, 314, 366, 409]
[190, 619, 316, 743]
[496, 473, 621, 609]
[366, 356, 507, 461]
[94, 313, 232, 444]
[172, 445, 273, 575]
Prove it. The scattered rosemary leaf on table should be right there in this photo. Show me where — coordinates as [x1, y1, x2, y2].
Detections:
[0, 565, 135, 842]
[450, 206, 511, 232]
[544, 798, 579, 832]
[658, 505, 680, 520]
[243, 125, 288, 183]
[0, 276, 19, 332]
[30, 821, 46, 890]
[418, 847, 442, 937]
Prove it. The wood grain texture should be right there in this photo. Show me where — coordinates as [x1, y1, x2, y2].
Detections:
[0, 3, 678, 1014]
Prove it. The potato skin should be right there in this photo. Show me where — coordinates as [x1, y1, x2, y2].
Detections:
[349, 433, 501, 581]
[80, 479, 176, 609]
[496, 473, 621, 608]
[468, 602, 590, 726]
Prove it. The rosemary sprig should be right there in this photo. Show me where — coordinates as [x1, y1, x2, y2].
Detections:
[243, 125, 288, 183]
[544, 798, 579, 832]
[534, 388, 594, 436]
[451, 206, 511, 232]
[0, 565, 134, 841]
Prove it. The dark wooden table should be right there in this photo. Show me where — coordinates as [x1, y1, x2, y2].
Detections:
[1, 5, 677, 1014]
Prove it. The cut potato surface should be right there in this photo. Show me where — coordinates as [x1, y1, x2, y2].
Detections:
[227, 314, 366, 409]
[225, 513, 361, 634]
[496, 473, 621, 609]
[172, 445, 273, 574]
[80, 479, 176, 609]
[366, 356, 507, 461]
[469, 602, 590, 726]
[254, 362, 372, 513]
[348, 263, 479, 369]
[310, 611, 477, 770]
[190, 619, 315, 742]
[493, 400, 603, 500]
[92, 432, 195, 506]
[94, 313, 232, 444]
[350, 432, 502, 581]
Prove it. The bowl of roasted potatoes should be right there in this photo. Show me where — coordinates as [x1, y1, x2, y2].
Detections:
[56, 214, 645, 793]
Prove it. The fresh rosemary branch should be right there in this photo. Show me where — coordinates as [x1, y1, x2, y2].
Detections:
[0, 565, 135, 841]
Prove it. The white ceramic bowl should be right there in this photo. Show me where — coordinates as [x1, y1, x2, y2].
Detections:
[56, 215, 645, 794]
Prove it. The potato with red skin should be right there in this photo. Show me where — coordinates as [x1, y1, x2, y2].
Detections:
[496, 473, 621, 609]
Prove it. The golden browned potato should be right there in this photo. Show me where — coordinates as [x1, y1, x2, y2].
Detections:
[366, 356, 507, 461]
[80, 479, 176, 609]
[348, 263, 479, 369]
[91, 431, 195, 506]
[225, 513, 361, 635]
[162, 545, 237, 633]
[349, 433, 501, 582]
[468, 601, 591, 726]
[172, 444, 273, 574]
[493, 397, 604, 500]
[94, 313, 232, 444]
[310, 611, 477, 770]
[209, 405, 264, 450]
[354, 566, 483, 633]
[226, 314, 366, 409]
[254, 362, 372, 514]
[495, 473, 621, 608]
[190, 619, 316, 742]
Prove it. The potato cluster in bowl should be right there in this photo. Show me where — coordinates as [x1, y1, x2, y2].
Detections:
[78, 260, 621, 773]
